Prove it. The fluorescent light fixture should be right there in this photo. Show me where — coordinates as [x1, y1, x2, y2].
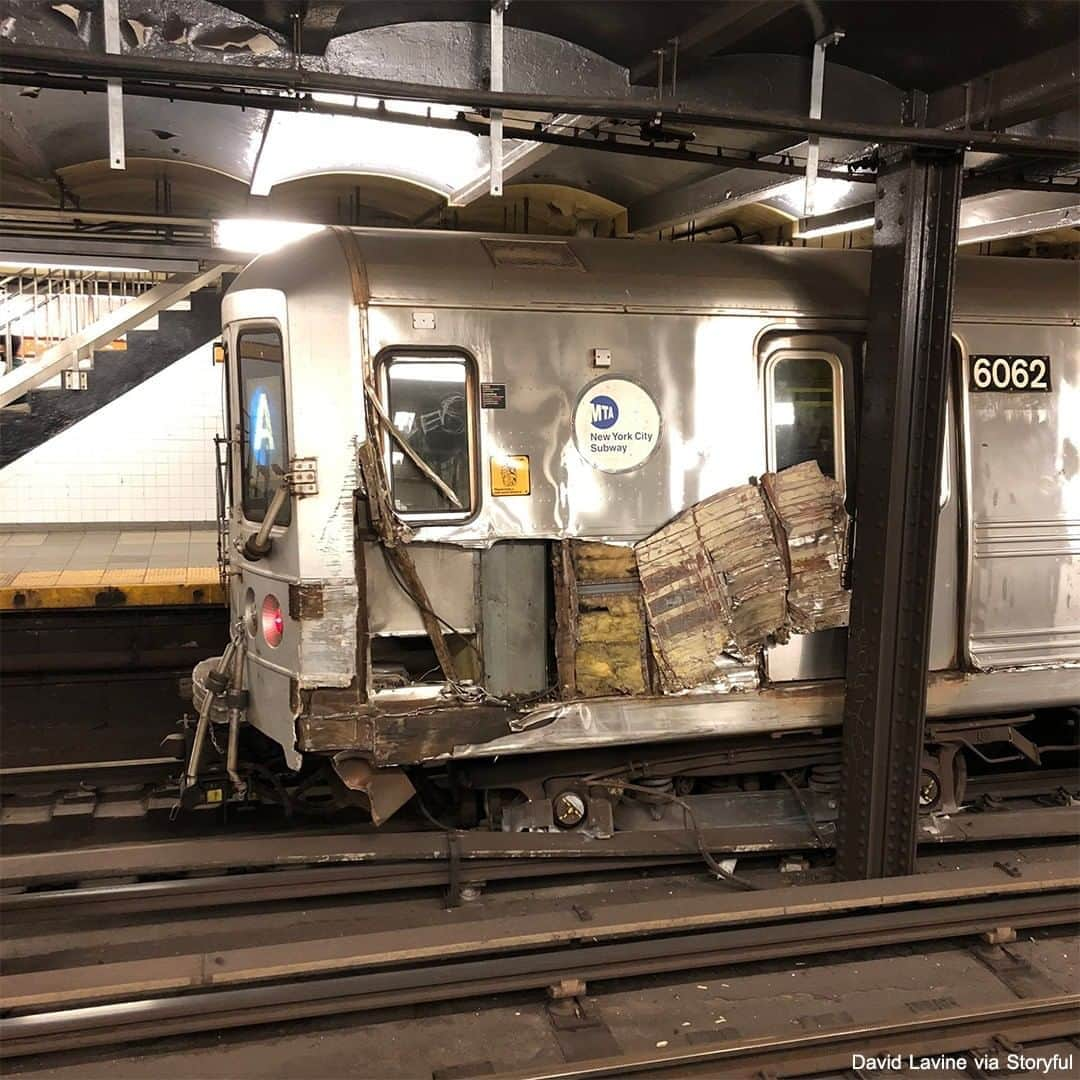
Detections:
[796, 214, 875, 240]
[212, 219, 323, 255]
[248, 98, 490, 198]
[0, 255, 197, 273]
[796, 199, 876, 240]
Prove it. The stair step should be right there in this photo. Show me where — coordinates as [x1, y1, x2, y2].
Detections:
[2, 288, 223, 469]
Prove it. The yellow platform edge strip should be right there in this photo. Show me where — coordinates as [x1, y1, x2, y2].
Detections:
[0, 581, 226, 611]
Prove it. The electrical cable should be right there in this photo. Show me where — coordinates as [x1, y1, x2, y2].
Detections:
[378, 545, 556, 708]
[587, 777, 759, 890]
[780, 770, 829, 849]
[413, 791, 457, 831]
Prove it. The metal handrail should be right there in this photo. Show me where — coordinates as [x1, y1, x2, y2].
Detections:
[0, 267, 177, 375]
[0, 264, 232, 402]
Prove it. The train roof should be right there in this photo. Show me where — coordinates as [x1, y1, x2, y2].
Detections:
[229, 226, 1080, 323]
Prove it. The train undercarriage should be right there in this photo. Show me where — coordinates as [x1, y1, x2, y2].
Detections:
[171, 690, 1080, 844]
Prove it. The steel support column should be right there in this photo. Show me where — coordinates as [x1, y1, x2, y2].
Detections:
[836, 145, 963, 880]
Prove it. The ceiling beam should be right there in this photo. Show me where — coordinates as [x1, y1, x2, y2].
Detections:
[788, 38, 1080, 241]
[957, 200, 1080, 246]
[628, 159, 802, 234]
[2, 44, 1075, 158]
[0, 71, 878, 188]
[928, 40, 1079, 132]
[629, 1, 800, 85]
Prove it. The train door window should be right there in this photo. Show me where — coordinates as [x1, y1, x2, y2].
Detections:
[382, 352, 476, 521]
[238, 327, 291, 526]
[767, 353, 843, 482]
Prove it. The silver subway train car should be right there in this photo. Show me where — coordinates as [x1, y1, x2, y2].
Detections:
[188, 228, 1079, 828]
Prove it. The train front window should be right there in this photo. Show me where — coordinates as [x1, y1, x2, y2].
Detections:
[238, 328, 291, 526]
[769, 355, 840, 479]
[384, 355, 474, 518]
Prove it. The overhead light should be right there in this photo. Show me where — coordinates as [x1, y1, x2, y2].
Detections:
[796, 203, 875, 240]
[796, 215, 875, 240]
[247, 98, 491, 199]
[0, 255, 198, 273]
[212, 219, 324, 255]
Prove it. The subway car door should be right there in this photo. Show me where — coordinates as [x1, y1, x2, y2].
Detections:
[761, 331, 962, 683]
[761, 331, 858, 682]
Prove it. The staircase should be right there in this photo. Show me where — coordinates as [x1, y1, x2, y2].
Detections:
[0, 285, 224, 470]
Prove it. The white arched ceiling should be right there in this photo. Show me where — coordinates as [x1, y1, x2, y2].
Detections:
[1, 3, 631, 208]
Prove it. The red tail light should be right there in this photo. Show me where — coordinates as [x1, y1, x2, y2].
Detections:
[261, 593, 284, 647]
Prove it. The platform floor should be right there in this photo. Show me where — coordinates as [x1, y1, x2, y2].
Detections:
[0, 527, 224, 609]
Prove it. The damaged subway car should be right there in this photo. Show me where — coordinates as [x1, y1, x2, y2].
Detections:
[188, 227, 1079, 830]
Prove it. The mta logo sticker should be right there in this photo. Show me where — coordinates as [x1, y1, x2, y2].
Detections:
[589, 394, 619, 429]
[249, 388, 276, 465]
[574, 377, 661, 475]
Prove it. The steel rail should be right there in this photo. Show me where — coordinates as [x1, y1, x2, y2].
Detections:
[0, 756, 179, 794]
[0, 855, 700, 922]
[2, 45, 1077, 158]
[2, 804, 1077, 889]
[487, 996, 1080, 1079]
[2, 885, 1075, 1058]
[4, 863, 1076, 995]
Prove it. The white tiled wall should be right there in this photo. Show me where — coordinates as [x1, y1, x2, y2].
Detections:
[0, 344, 224, 525]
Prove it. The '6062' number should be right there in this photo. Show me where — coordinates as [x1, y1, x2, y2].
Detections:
[969, 354, 1052, 393]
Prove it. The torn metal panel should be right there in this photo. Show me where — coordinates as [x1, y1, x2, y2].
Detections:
[762, 461, 850, 634]
[453, 679, 825, 760]
[330, 754, 415, 826]
[636, 482, 788, 689]
[636, 509, 735, 690]
[695, 483, 790, 653]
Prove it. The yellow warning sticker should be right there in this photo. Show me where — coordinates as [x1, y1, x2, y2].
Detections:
[490, 455, 531, 496]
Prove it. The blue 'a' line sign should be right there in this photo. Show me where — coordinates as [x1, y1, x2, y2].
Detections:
[249, 387, 276, 466]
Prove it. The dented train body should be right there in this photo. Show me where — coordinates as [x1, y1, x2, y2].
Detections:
[198, 228, 1079, 814]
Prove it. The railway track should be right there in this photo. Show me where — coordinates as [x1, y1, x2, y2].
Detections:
[3, 797, 1078, 891]
[2, 856, 1076, 1059]
[2, 780, 1077, 938]
[486, 996, 1080, 1079]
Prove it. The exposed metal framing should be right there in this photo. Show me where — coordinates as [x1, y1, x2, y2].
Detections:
[1, 45, 1076, 159]
[101, 0, 125, 170]
[0, 70, 875, 187]
[837, 139, 964, 880]
[489, 0, 505, 197]
[804, 30, 845, 215]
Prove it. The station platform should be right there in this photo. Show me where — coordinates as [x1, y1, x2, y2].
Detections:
[0, 527, 224, 609]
